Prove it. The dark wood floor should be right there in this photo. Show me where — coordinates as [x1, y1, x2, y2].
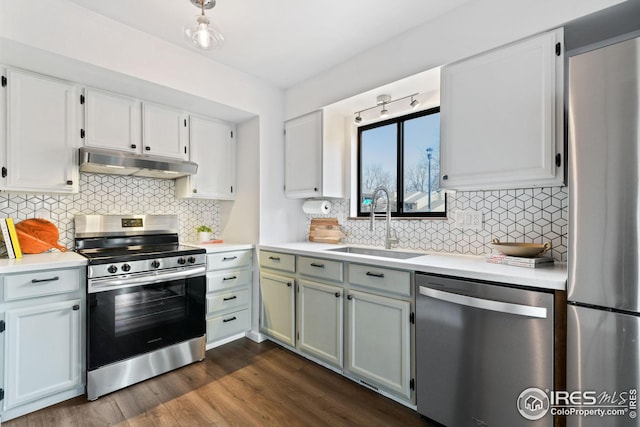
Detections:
[5, 339, 436, 427]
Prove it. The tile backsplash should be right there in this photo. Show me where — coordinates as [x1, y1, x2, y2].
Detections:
[306, 187, 568, 262]
[0, 173, 220, 249]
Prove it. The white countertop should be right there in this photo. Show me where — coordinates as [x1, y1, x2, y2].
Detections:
[258, 242, 567, 291]
[186, 242, 254, 253]
[0, 251, 87, 274]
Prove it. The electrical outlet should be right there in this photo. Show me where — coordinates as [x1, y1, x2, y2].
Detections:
[454, 210, 483, 230]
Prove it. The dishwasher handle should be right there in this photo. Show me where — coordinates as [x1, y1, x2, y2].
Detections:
[419, 286, 547, 319]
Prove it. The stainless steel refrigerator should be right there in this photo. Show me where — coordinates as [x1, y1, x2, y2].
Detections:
[568, 34, 640, 427]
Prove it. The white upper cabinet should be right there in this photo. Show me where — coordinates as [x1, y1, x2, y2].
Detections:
[84, 88, 141, 153]
[84, 91, 188, 161]
[284, 110, 345, 198]
[1, 68, 79, 194]
[175, 115, 235, 200]
[141, 102, 189, 160]
[440, 28, 565, 190]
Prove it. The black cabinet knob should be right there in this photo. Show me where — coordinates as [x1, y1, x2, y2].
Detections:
[442, 175, 449, 180]
[335, 292, 340, 298]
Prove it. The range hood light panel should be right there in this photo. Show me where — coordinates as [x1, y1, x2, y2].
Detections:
[79, 147, 198, 179]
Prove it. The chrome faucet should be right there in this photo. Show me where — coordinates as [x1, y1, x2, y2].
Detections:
[369, 186, 399, 249]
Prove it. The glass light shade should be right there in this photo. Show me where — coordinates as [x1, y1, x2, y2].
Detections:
[184, 15, 224, 50]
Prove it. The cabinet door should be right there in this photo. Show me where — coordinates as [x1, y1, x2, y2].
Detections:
[85, 88, 141, 153]
[345, 290, 411, 400]
[142, 102, 188, 160]
[4, 299, 81, 410]
[259, 272, 295, 346]
[284, 110, 322, 198]
[440, 29, 564, 190]
[176, 116, 235, 199]
[3, 69, 78, 193]
[297, 279, 343, 368]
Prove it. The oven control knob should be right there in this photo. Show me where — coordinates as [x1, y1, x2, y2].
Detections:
[107, 265, 118, 274]
[187, 256, 196, 264]
[151, 260, 161, 269]
[177, 257, 186, 265]
[121, 263, 131, 272]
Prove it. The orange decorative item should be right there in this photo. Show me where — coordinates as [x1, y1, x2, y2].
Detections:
[15, 218, 67, 254]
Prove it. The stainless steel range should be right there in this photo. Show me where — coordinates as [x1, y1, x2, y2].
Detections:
[74, 214, 206, 401]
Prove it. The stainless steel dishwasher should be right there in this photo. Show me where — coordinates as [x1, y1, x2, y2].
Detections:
[416, 273, 554, 427]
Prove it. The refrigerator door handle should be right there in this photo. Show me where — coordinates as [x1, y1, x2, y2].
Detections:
[419, 286, 548, 319]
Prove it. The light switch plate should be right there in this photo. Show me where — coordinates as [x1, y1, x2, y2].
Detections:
[454, 210, 483, 230]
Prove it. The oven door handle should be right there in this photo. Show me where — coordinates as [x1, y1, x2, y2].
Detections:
[418, 286, 547, 319]
[89, 266, 206, 293]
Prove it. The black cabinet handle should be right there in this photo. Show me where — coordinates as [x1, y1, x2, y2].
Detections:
[269, 256, 280, 261]
[222, 276, 237, 281]
[310, 263, 325, 268]
[223, 295, 238, 301]
[366, 272, 385, 278]
[145, 146, 151, 151]
[442, 174, 449, 180]
[222, 256, 238, 261]
[72, 304, 80, 311]
[66, 180, 73, 185]
[131, 144, 137, 149]
[314, 187, 318, 192]
[287, 282, 292, 287]
[335, 292, 340, 298]
[222, 316, 237, 323]
[31, 276, 60, 283]
[347, 295, 353, 300]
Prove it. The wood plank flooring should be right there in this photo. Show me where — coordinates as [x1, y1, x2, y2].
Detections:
[4, 339, 436, 427]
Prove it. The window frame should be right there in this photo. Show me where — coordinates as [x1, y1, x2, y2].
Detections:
[356, 107, 446, 218]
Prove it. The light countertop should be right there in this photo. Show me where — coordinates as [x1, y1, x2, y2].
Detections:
[185, 242, 254, 253]
[258, 242, 567, 291]
[0, 251, 87, 274]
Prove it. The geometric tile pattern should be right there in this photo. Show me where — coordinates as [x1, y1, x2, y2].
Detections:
[306, 186, 568, 262]
[0, 173, 220, 250]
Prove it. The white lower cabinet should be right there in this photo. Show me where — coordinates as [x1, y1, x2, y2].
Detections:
[205, 250, 252, 349]
[345, 289, 412, 401]
[5, 299, 81, 409]
[258, 249, 414, 405]
[259, 272, 296, 347]
[0, 266, 85, 422]
[297, 279, 343, 368]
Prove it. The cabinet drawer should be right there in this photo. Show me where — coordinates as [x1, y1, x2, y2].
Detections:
[207, 288, 249, 314]
[207, 269, 251, 292]
[207, 308, 250, 343]
[298, 256, 343, 282]
[207, 250, 252, 271]
[348, 264, 411, 297]
[4, 268, 81, 301]
[259, 250, 295, 273]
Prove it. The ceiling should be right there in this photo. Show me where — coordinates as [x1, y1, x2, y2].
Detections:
[66, 0, 471, 89]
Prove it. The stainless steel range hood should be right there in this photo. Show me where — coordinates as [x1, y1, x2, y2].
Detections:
[79, 147, 198, 179]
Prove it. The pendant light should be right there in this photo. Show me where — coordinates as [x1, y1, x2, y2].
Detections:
[184, 0, 224, 50]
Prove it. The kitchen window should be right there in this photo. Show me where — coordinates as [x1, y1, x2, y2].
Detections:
[357, 107, 445, 218]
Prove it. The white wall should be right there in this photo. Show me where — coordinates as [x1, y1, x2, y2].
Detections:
[284, 0, 625, 118]
[0, 0, 302, 244]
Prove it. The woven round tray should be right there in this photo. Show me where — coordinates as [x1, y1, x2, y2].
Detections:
[491, 238, 551, 258]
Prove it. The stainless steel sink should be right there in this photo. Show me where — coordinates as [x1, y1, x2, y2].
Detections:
[326, 246, 424, 259]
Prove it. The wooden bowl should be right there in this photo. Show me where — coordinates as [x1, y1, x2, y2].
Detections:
[491, 238, 551, 258]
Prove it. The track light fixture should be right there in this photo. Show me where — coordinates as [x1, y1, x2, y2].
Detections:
[353, 93, 419, 124]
